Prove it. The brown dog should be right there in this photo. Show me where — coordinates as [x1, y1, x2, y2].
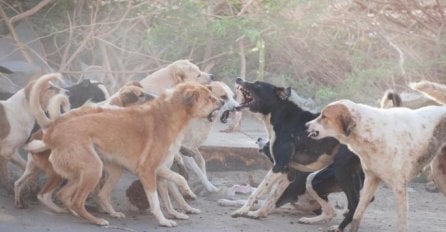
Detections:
[26, 82, 222, 227]
[15, 81, 153, 212]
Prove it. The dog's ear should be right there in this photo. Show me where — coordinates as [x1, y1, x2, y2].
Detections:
[339, 109, 356, 136]
[121, 90, 138, 106]
[182, 89, 199, 107]
[275, 87, 290, 100]
[80, 79, 91, 87]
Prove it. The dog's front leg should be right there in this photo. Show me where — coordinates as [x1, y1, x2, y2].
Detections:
[349, 172, 380, 232]
[245, 173, 290, 219]
[231, 170, 283, 218]
[139, 171, 177, 227]
[167, 180, 201, 214]
[157, 166, 197, 200]
[157, 177, 189, 219]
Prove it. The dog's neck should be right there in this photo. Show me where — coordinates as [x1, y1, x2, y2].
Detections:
[3, 89, 35, 133]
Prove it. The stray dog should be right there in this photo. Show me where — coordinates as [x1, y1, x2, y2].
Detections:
[0, 73, 64, 190]
[15, 81, 144, 211]
[126, 81, 239, 212]
[26, 83, 223, 227]
[410, 80, 446, 195]
[306, 98, 446, 232]
[228, 79, 365, 232]
[139, 59, 212, 94]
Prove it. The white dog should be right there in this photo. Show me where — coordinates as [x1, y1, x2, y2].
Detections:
[306, 99, 446, 232]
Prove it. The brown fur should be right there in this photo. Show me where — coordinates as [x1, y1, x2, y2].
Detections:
[15, 81, 152, 212]
[318, 104, 356, 137]
[42, 83, 221, 226]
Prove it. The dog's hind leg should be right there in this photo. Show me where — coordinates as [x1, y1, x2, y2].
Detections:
[157, 178, 189, 219]
[431, 147, 446, 196]
[14, 153, 40, 208]
[138, 170, 177, 227]
[392, 182, 409, 232]
[167, 181, 201, 214]
[231, 170, 283, 218]
[96, 162, 125, 218]
[298, 169, 336, 224]
[183, 155, 219, 192]
[245, 173, 290, 219]
[70, 157, 109, 226]
[349, 173, 380, 232]
[10, 150, 27, 170]
[0, 157, 12, 192]
[96, 164, 125, 217]
[38, 169, 65, 213]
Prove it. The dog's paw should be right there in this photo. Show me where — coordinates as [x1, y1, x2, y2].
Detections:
[110, 211, 126, 219]
[184, 206, 201, 214]
[204, 183, 219, 192]
[246, 210, 265, 219]
[169, 211, 189, 220]
[328, 225, 341, 232]
[298, 213, 335, 224]
[159, 219, 177, 227]
[231, 208, 248, 218]
[97, 218, 110, 226]
[14, 198, 27, 209]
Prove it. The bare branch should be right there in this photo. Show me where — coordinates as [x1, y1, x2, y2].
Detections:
[10, 0, 53, 24]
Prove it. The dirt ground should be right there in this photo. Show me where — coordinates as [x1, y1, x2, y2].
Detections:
[0, 169, 445, 232]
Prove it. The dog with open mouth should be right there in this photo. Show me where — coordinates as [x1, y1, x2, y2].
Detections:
[305, 98, 446, 232]
[226, 78, 365, 232]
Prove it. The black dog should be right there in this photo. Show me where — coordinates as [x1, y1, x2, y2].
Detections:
[229, 78, 364, 232]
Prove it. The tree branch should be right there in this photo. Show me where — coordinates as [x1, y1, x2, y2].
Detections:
[10, 0, 53, 24]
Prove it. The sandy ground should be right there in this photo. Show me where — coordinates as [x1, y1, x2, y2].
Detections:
[1, 116, 445, 232]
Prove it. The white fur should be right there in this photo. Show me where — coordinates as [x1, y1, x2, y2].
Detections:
[306, 99, 446, 232]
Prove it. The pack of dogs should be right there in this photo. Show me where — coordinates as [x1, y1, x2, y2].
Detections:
[0, 60, 445, 232]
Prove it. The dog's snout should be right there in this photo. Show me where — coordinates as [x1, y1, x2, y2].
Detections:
[208, 73, 214, 81]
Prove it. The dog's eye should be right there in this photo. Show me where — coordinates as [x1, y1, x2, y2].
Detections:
[196, 73, 201, 78]
[221, 95, 228, 100]
[321, 114, 326, 119]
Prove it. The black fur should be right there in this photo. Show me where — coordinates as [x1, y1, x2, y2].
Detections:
[236, 78, 364, 231]
[65, 79, 107, 108]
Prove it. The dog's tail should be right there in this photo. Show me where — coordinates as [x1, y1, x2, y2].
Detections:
[30, 73, 68, 129]
[380, 89, 403, 108]
[409, 80, 446, 105]
[47, 93, 70, 119]
[23, 139, 49, 153]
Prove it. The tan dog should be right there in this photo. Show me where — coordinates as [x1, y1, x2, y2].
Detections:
[26, 83, 222, 227]
[0, 73, 64, 190]
[15, 81, 152, 213]
[139, 59, 212, 94]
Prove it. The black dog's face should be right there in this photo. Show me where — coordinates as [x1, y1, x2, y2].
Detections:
[67, 79, 108, 108]
[235, 78, 288, 114]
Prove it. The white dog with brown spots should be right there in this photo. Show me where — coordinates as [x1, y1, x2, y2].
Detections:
[306, 99, 446, 232]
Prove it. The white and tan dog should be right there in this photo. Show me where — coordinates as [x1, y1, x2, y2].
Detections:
[25, 82, 222, 227]
[0, 73, 64, 190]
[306, 99, 446, 232]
